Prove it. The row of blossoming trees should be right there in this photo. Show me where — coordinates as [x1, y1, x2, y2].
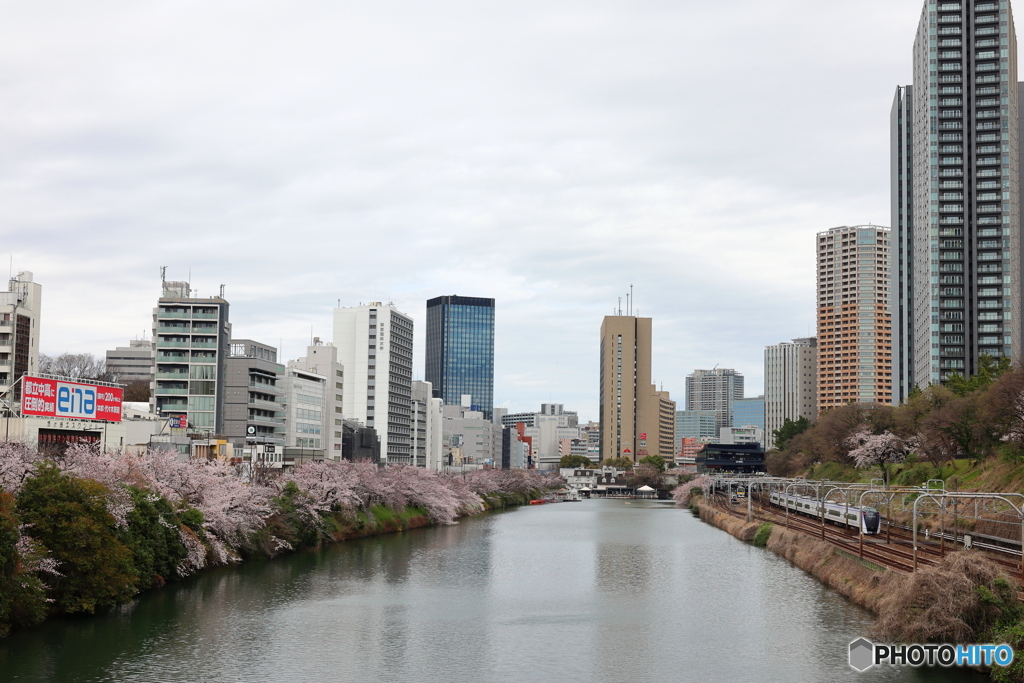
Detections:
[767, 358, 1024, 481]
[0, 444, 555, 636]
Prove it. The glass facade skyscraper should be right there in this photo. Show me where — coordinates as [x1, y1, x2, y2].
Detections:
[425, 295, 495, 420]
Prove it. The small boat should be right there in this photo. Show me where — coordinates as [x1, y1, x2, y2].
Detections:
[530, 499, 547, 505]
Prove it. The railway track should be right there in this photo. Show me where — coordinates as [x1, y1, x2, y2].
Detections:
[711, 493, 1024, 581]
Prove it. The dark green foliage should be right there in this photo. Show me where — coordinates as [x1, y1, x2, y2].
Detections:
[772, 416, 811, 451]
[945, 354, 1012, 397]
[892, 461, 942, 487]
[116, 488, 187, 588]
[558, 454, 595, 469]
[752, 522, 773, 548]
[16, 464, 138, 614]
[179, 507, 205, 538]
[600, 457, 633, 469]
[0, 492, 47, 636]
[638, 455, 666, 473]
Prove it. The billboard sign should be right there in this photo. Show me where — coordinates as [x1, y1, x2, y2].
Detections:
[21, 376, 123, 422]
[170, 415, 187, 429]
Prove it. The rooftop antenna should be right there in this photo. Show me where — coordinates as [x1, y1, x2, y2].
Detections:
[618, 297, 621, 316]
[629, 283, 633, 316]
[219, 284, 225, 298]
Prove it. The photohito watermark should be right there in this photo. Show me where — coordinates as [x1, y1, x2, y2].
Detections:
[849, 638, 1014, 672]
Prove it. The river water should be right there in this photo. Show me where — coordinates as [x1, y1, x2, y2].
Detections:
[0, 499, 986, 682]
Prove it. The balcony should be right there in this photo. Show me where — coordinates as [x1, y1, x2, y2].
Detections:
[191, 340, 218, 349]
[192, 311, 218, 319]
[155, 372, 190, 380]
[157, 325, 190, 334]
[157, 310, 190, 319]
[248, 397, 280, 410]
[190, 355, 216, 364]
[156, 340, 189, 348]
[247, 414, 285, 426]
[155, 387, 188, 395]
[156, 353, 189, 362]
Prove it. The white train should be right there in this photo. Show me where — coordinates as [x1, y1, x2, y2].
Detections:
[769, 491, 881, 535]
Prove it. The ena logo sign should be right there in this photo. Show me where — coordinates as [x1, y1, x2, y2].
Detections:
[21, 376, 123, 422]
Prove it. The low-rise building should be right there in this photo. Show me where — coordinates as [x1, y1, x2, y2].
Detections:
[223, 339, 284, 450]
[106, 340, 153, 385]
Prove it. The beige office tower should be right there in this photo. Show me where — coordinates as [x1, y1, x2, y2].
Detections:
[599, 315, 674, 463]
[816, 225, 895, 411]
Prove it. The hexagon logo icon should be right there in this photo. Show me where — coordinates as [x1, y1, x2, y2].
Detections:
[849, 638, 874, 672]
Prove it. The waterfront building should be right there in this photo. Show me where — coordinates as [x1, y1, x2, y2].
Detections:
[333, 302, 414, 464]
[151, 276, 230, 434]
[684, 368, 744, 431]
[288, 341, 344, 458]
[895, 0, 1021, 389]
[764, 337, 818, 449]
[599, 315, 674, 463]
[442, 402, 495, 468]
[425, 295, 495, 420]
[816, 226, 894, 410]
[223, 339, 284, 449]
[732, 395, 765, 431]
[0, 271, 42, 402]
[280, 364, 327, 463]
[411, 380, 444, 469]
[105, 339, 153, 385]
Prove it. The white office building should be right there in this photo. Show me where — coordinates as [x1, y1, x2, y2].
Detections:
[412, 380, 443, 469]
[333, 302, 414, 464]
[764, 337, 818, 450]
[289, 340, 344, 459]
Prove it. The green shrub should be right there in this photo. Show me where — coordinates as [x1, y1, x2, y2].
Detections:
[116, 487, 187, 587]
[893, 462, 941, 487]
[16, 464, 138, 614]
[753, 522, 773, 548]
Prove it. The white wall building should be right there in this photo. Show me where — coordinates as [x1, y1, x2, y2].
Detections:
[764, 337, 818, 450]
[281, 366, 328, 461]
[289, 341, 344, 459]
[719, 425, 765, 446]
[0, 271, 42, 400]
[333, 303, 414, 464]
[524, 414, 580, 469]
[412, 380, 443, 469]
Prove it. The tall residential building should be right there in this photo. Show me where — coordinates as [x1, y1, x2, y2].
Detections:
[891, 85, 915, 402]
[764, 337, 818, 449]
[106, 339, 153, 385]
[333, 302, 414, 464]
[816, 226, 894, 410]
[425, 295, 495, 420]
[224, 340, 284, 448]
[0, 272, 42, 401]
[599, 315, 674, 462]
[151, 276, 231, 433]
[289, 341, 344, 458]
[902, 0, 1020, 387]
[732, 395, 765, 430]
[685, 368, 743, 431]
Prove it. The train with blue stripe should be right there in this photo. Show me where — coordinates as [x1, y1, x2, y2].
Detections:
[768, 491, 881, 535]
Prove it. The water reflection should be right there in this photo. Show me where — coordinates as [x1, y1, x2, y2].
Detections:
[0, 500, 985, 683]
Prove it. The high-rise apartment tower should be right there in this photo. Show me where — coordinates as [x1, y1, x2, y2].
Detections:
[899, 0, 1020, 388]
[816, 226, 894, 410]
[684, 368, 743, 431]
[425, 295, 495, 420]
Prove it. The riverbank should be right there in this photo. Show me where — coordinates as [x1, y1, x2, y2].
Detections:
[0, 444, 558, 638]
[696, 501, 1024, 681]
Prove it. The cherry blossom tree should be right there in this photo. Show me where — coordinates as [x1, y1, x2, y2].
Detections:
[845, 428, 913, 484]
[672, 475, 710, 507]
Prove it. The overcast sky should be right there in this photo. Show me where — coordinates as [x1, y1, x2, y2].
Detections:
[3, 0, 930, 421]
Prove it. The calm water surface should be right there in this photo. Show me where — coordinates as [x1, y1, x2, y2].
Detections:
[0, 499, 985, 682]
